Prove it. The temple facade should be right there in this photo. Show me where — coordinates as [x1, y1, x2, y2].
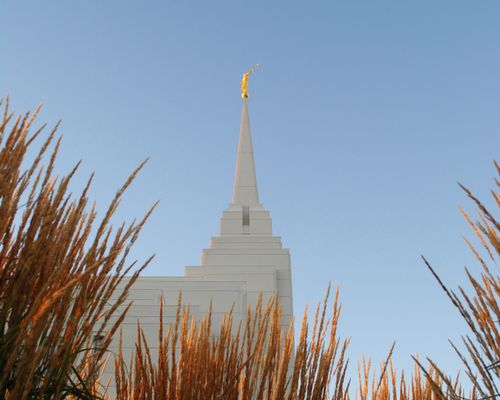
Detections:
[104, 95, 294, 384]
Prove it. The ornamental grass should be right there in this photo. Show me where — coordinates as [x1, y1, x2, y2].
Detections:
[113, 288, 350, 400]
[0, 99, 155, 399]
[0, 101, 498, 399]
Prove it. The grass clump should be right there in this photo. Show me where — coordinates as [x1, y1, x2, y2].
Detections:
[114, 288, 350, 399]
[0, 99, 155, 399]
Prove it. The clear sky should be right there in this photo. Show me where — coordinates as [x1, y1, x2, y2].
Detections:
[2, 0, 499, 383]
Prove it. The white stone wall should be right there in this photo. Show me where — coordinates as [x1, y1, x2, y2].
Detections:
[102, 202, 294, 393]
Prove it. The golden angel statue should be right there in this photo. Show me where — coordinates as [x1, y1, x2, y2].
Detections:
[241, 64, 260, 99]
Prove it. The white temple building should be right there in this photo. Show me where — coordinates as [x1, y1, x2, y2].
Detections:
[105, 88, 294, 383]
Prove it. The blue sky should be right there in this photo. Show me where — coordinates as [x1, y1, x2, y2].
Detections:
[2, 0, 499, 383]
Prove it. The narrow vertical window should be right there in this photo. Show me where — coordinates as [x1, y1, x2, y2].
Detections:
[92, 334, 105, 381]
[93, 334, 104, 351]
[242, 206, 250, 234]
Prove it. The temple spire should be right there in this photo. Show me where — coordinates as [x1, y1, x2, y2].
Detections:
[232, 98, 260, 205]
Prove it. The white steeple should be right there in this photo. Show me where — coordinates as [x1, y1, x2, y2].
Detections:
[232, 99, 260, 206]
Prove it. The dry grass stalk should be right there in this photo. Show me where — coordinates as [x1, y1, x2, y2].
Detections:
[356, 355, 475, 400]
[0, 99, 155, 399]
[417, 162, 499, 399]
